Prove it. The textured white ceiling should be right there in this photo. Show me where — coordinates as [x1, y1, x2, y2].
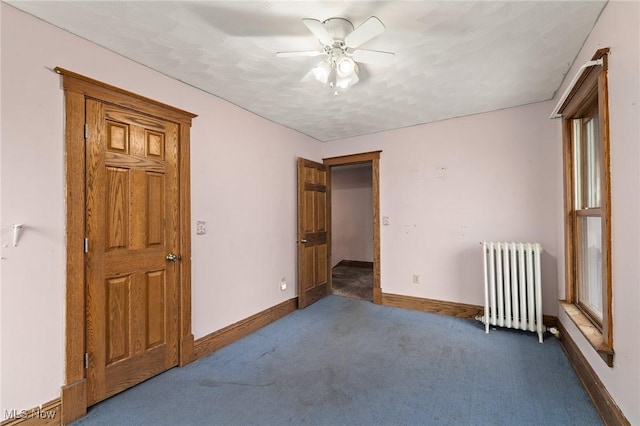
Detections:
[8, 1, 606, 141]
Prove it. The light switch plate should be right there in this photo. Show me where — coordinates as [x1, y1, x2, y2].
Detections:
[196, 221, 206, 235]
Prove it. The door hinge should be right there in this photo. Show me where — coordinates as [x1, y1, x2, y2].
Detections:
[84, 123, 89, 139]
[84, 238, 89, 253]
[84, 353, 89, 369]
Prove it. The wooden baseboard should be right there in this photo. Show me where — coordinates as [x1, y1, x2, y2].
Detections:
[179, 333, 195, 366]
[381, 293, 559, 327]
[381, 293, 482, 319]
[558, 322, 630, 426]
[333, 260, 374, 269]
[1, 399, 61, 426]
[193, 298, 297, 361]
[372, 287, 382, 305]
[543, 314, 559, 328]
[60, 380, 86, 425]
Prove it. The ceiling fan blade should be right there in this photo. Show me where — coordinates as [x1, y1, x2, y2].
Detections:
[344, 16, 385, 48]
[352, 49, 395, 66]
[276, 50, 324, 58]
[302, 18, 335, 46]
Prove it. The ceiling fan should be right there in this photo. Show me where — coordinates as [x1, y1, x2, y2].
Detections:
[277, 16, 395, 92]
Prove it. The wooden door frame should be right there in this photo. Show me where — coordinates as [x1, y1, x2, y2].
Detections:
[323, 151, 382, 304]
[56, 68, 197, 424]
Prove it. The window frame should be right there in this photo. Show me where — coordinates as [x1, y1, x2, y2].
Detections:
[559, 48, 613, 366]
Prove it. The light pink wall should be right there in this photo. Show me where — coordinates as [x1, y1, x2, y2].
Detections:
[323, 101, 559, 313]
[2, 1, 637, 422]
[552, 2, 639, 423]
[331, 165, 373, 267]
[0, 4, 320, 417]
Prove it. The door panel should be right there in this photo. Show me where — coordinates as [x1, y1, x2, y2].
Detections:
[146, 270, 166, 348]
[316, 244, 327, 284]
[106, 167, 129, 250]
[297, 158, 329, 308]
[316, 192, 327, 232]
[147, 173, 165, 245]
[86, 99, 179, 405]
[106, 275, 130, 364]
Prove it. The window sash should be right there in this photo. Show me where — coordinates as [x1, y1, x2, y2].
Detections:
[572, 110, 601, 210]
[574, 214, 603, 326]
[572, 106, 604, 328]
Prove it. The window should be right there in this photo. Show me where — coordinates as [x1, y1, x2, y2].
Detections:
[558, 48, 613, 366]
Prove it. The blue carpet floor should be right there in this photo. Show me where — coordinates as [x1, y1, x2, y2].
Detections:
[73, 295, 602, 425]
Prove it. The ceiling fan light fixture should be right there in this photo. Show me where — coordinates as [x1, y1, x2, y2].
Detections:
[336, 56, 355, 77]
[336, 77, 350, 89]
[336, 68, 359, 89]
[312, 61, 331, 84]
[336, 64, 360, 89]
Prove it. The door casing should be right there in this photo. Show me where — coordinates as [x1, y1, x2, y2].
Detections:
[57, 68, 197, 424]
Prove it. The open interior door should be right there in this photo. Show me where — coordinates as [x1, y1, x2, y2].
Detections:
[297, 158, 329, 308]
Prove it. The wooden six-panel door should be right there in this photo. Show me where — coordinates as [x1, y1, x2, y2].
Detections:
[297, 158, 329, 308]
[85, 99, 180, 404]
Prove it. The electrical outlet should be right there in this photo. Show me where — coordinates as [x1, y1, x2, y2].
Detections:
[412, 274, 420, 284]
[382, 216, 390, 226]
[280, 278, 287, 291]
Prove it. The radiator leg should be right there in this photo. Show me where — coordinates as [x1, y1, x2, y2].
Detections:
[474, 314, 490, 334]
[482, 242, 490, 335]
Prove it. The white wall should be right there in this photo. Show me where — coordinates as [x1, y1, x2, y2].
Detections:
[552, 2, 640, 423]
[331, 165, 373, 267]
[0, 4, 321, 417]
[0, 2, 5, 413]
[323, 101, 559, 312]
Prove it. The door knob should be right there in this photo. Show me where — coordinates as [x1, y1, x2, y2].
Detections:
[166, 253, 181, 262]
[300, 239, 308, 243]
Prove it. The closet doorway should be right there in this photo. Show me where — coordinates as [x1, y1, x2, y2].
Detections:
[324, 151, 381, 304]
[330, 164, 374, 301]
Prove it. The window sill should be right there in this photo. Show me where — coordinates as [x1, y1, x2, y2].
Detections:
[560, 301, 614, 367]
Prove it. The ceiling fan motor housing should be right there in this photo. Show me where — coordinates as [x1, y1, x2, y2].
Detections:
[322, 17, 354, 44]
